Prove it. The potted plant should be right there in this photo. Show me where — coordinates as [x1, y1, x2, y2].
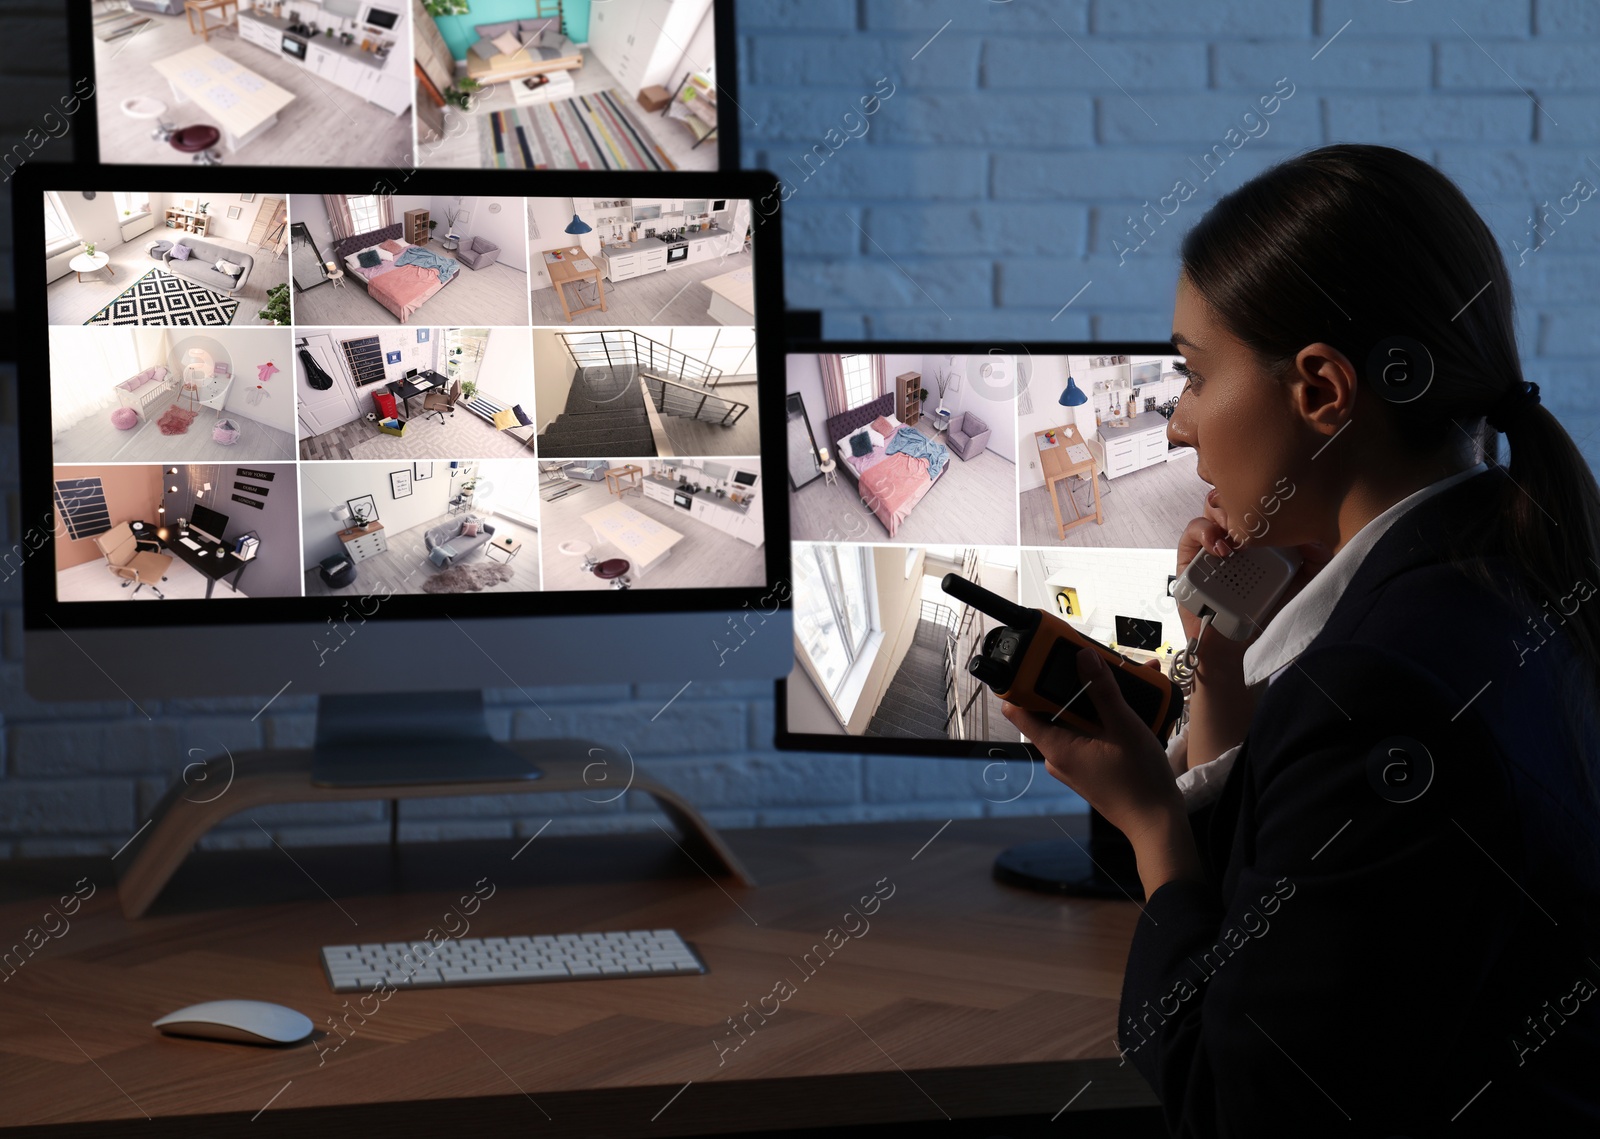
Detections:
[443, 79, 480, 110]
[427, 219, 439, 241]
[83, 240, 96, 256]
[258, 283, 290, 326]
[460, 380, 479, 401]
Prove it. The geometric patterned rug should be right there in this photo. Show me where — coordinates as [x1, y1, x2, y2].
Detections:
[482, 89, 678, 170]
[84, 267, 240, 326]
[344, 407, 533, 461]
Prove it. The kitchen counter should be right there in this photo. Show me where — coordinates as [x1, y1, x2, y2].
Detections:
[643, 473, 753, 515]
[1097, 410, 1169, 442]
[239, 10, 395, 69]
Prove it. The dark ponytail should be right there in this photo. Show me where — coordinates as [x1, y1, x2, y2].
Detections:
[1180, 143, 1600, 808]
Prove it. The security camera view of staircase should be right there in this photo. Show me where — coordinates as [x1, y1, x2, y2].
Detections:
[789, 544, 1022, 743]
[537, 330, 758, 458]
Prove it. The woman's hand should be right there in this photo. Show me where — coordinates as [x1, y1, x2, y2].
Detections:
[1005, 648, 1203, 895]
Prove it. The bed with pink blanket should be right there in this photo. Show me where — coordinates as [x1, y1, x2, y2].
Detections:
[332, 224, 458, 324]
[826, 394, 948, 538]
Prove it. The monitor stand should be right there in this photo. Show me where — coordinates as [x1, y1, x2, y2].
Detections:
[114, 689, 755, 918]
[992, 809, 1146, 902]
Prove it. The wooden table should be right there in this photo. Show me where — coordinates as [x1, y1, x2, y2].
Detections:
[185, 0, 237, 42]
[0, 816, 1156, 1133]
[702, 265, 754, 325]
[68, 251, 114, 282]
[543, 244, 606, 322]
[152, 44, 295, 154]
[581, 501, 682, 577]
[1035, 423, 1104, 538]
[485, 534, 522, 564]
[605, 464, 643, 498]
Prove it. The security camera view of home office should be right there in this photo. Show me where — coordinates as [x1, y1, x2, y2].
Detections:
[784, 350, 1198, 744]
[84, 0, 723, 172]
[43, 186, 763, 599]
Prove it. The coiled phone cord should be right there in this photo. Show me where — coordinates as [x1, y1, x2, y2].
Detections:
[1168, 610, 1214, 733]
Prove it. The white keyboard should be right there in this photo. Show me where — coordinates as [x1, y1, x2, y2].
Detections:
[179, 537, 202, 550]
[320, 929, 706, 992]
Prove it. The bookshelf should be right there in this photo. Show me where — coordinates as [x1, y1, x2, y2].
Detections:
[404, 208, 430, 244]
[896, 370, 922, 427]
[164, 206, 209, 236]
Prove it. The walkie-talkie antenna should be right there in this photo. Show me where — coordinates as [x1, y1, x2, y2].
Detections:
[940, 573, 1038, 631]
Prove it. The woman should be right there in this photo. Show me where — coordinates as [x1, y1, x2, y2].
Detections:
[1007, 145, 1600, 1133]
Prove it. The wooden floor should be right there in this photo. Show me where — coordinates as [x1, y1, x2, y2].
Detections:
[539, 482, 764, 592]
[91, 14, 412, 168]
[1020, 449, 1207, 550]
[790, 426, 1020, 546]
[658, 380, 761, 455]
[300, 410, 533, 462]
[47, 238, 287, 326]
[530, 249, 755, 327]
[418, 48, 716, 172]
[291, 256, 531, 327]
[56, 400, 296, 464]
[303, 514, 541, 597]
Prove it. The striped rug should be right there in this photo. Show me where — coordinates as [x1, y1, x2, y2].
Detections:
[482, 89, 678, 171]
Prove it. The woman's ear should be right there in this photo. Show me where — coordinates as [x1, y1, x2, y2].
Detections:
[1288, 342, 1358, 435]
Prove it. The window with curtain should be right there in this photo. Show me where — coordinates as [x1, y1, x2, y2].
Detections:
[841, 354, 875, 410]
[43, 192, 78, 255]
[49, 328, 146, 438]
[347, 195, 382, 234]
[794, 543, 876, 698]
[113, 191, 150, 219]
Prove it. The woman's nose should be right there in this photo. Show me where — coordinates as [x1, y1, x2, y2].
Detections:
[1167, 391, 1197, 451]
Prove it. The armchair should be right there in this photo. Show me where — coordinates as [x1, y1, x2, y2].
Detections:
[94, 522, 172, 599]
[455, 236, 501, 271]
[946, 411, 992, 461]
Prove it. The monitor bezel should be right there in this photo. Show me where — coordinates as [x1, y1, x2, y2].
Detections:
[773, 337, 1184, 762]
[64, 0, 743, 174]
[17, 164, 788, 632]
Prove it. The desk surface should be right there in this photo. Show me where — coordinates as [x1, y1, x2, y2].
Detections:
[0, 816, 1153, 1134]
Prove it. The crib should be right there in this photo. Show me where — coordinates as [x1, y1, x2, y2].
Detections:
[115, 367, 176, 417]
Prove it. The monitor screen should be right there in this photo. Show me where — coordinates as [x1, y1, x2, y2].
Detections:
[776, 343, 1191, 756]
[189, 503, 229, 545]
[67, 0, 740, 174]
[16, 165, 788, 699]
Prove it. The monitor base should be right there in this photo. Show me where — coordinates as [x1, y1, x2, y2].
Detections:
[991, 812, 1146, 901]
[116, 736, 756, 918]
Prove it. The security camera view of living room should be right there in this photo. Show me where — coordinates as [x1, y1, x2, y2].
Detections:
[531, 326, 758, 458]
[88, 0, 412, 168]
[787, 353, 1019, 547]
[301, 460, 541, 596]
[288, 193, 530, 327]
[52, 462, 301, 601]
[46, 190, 288, 327]
[526, 196, 751, 326]
[1017, 545, 1186, 676]
[786, 543, 1022, 743]
[51, 327, 296, 464]
[537, 456, 763, 592]
[1017, 353, 1207, 549]
[414, 0, 720, 172]
[298, 326, 536, 461]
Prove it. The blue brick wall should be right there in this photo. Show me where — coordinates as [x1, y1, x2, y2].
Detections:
[1, 1, 1597, 858]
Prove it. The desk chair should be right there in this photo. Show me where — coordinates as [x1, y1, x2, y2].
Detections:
[421, 379, 460, 425]
[95, 522, 173, 599]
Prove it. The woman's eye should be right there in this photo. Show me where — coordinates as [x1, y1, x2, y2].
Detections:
[1175, 362, 1202, 392]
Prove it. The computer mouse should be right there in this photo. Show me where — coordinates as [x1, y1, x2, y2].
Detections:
[153, 1000, 314, 1045]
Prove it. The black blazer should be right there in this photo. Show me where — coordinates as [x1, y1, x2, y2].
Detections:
[1119, 468, 1600, 1135]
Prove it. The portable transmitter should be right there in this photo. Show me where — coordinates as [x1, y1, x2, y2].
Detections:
[940, 573, 1184, 741]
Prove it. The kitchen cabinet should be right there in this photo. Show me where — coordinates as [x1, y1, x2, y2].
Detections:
[238, 15, 276, 49]
[639, 247, 668, 273]
[237, 14, 407, 116]
[588, 0, 710, 97]
[1098, 413, 1170, 481]
[642, 480, 673, 505]
[605, 251, 639, 283]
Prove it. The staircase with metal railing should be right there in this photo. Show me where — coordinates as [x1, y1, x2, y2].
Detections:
[940, 549, 996, 742]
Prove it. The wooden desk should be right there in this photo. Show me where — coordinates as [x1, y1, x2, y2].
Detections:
[0, 816, 1155, 1133]
[542, 245, 606, 322]
[152, 44, 295, 154]
[1035, 423, 1104, 538]
[582, 501, 683, 577]
[185, 0, 236, 41]
[605, 463, 643, 498]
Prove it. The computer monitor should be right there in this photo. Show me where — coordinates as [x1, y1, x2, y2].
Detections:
[775, 340, 1191, 895]
[64, 0, 740, 174]
[188, 503, 229, 546]
[17, 164, 788, 785]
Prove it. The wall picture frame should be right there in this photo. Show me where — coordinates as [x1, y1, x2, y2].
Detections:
[240, 193, 256, 203]
[227, 206, 242, 220]
[413, 461, 434, 481]
[346, 494, 378, 525]
[390, 469, 412, 499]
[416, 328, 430, 343]
[386, 350, 402, 365]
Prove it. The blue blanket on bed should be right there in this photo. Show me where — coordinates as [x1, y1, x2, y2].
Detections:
[885, 426, 949, 479]
[395, 245, 461, 285]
